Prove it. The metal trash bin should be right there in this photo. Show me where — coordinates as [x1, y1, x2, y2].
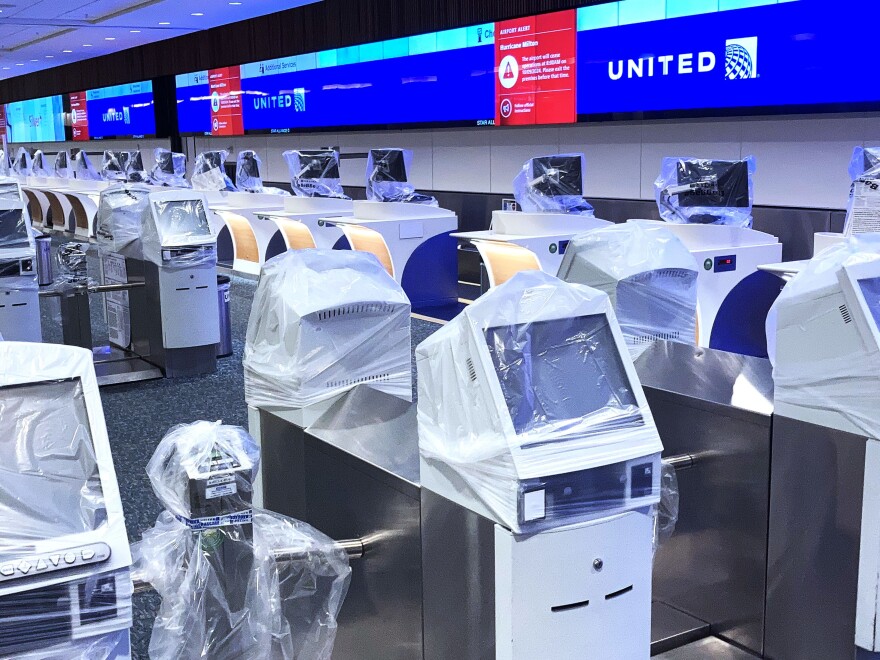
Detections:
[217, 275, 233, 358]
[35, 234, 53, 286]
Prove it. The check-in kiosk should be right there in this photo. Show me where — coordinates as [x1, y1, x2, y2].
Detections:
[417, 270, 663, 658]
[54, 150, 71, 179]
[0, 196, 40, 341]
[647, 157, 783, 357]
[148, 148, 189, 188]
[454, 154, 611, 286]
[558, 221, 699, 359]
[31, 150, 50, 177]
[766, 237, 880, 660]
[0, 342, 132, 658]
[101, 150, 146, 184]
[256, 149, 354, 257]
[332, 148, 459, 313]
[814, 146, 880, 254]
[244, 248, 412, 430]
[96, 185, 219, 377]
[12, 148, 31, 176]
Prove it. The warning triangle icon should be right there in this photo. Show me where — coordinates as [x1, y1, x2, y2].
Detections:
[503, 62, 515, 79]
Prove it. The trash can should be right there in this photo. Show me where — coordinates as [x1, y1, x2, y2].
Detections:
[34, 233, 53, 286]
[217, 275, 233, 358]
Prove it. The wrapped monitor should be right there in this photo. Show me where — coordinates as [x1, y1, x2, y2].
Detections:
[849, 146, 880, 180]
[0, 198, 36, 256]
[54, 150, 71, 178]
[150, 148, 190, 188]
[12, 148, 31, 176]
[31, 150, 50, 177]
[366, 148, 437, 205]
[845, 147, 880, 236]
[192, 150, 236, 191]
[284, 149, 349, 199]
[557, 222, 698, 359]
[141, 191, 215, 268]
[768, 235, 880, 439]
[95, 183, 151, 259]
[244, 249, 412, 409]
[655, 156, 756, 227]
[0, 342, 132, 657]
[101, 150, 146, 183]
[0, 150, 8, 177]
[133, 421, 351, 660]
[73, 150, 101, 181]
[512, 153, 594, 215]
[236, 150, 265, 193]
[417, 270, 663, 534]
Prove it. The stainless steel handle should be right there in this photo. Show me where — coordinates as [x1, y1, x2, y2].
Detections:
[665, 453, 697, 471]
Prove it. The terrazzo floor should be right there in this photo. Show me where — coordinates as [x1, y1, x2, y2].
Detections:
[38, 238, 443, 658]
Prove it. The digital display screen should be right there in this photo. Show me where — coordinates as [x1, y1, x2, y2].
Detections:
[858, 277, 880, 330]
[4, 96, 65, 143]
[485, 314, 641, 441]
[153, 199, 212, 244]
[70, 81, 156, 141]
[0, 379, 106, 551]
[0, 208, 28, 249]
[177, 0, 880, 135]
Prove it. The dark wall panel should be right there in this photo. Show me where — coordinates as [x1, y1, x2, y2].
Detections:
[0, 0, 609, 102]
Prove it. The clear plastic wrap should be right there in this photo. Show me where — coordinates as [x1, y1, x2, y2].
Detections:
[95, 184, 150, 260]
[512, 153, 594, 215]
[141, 195, 216, 268]
[236, 150, 264, 193]
[244, 249, 412, 408]
[0, 150, 9, 177]
[101, 150, 146, 183]
[849, 146, 880, 181]
[283, 149, 349, 199]
[192, 150, 236, 192]
[417, 270, 663, 533]
[55, 241, 91, 284]
[654, 156, 756, 227]
[366, 148, 437, 205]
[654, 459, 680, 550]
[12, 148, 31, 176]
[767, 235, 880, 438]
[558, 221, 699, 359]
[31, 150, 50, 177]
[73, 150, 101, 181]
[53, 150, 71, 179]
[149, 148, 190, 188]
[0, 202, 36, 256]
[133, 421, 351, 660]
[9, 630, 131, 660]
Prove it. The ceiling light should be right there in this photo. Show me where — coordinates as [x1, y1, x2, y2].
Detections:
[82, 44, 92, 47]
[191, 12, 203, 16]
[45, 55, 53, 59]
[15, 63, 23, 66]
[229, 2, 242, 4]
[63, 49, 73, 53]
[29, 59, 37, 62]
[159, 21, 170, 25]
[104, 37, 115, 41]
[2, 67, 9, 70]
[130, 30, 141, 33]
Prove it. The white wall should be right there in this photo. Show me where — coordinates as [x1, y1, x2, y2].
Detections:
[189, 113, 880, 210]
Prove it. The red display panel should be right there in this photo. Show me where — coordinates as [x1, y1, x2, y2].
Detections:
[69, 92, 90, 141]
[495, 9, 577, 126]
[209, 67, 244, 137]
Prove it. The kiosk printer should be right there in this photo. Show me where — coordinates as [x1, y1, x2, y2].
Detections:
[0, 196, 40, 342]
[767, 238, 880, 659]
[650, 157, 782, 357]
[332, 148, 459, 312]
[454, 154, 611, 285]
[558, 222, 699, 359]
[244, 249, 412, 428]
[256, 149, 354, 256]
[417, 270, 663, 658]
[0, 342, 132, 658]
[96, 185, 219, 377]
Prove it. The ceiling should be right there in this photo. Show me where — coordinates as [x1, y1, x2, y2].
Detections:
[0, 0, 319, 81]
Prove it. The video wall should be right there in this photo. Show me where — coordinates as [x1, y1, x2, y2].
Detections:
[5, 96, 66, 143]
[69, 81, 156, 141]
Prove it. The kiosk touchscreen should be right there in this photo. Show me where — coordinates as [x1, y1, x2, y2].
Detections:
[0, 343, 132, 657]
[54, 150, 71, 179]
[0, 199, 40, 342]
[417, 271, 662, 658]
[558, 222, 698, 359]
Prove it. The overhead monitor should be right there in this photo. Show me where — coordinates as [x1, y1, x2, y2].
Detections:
[4, 96, 66, 143]
[69, 81, 156, 141]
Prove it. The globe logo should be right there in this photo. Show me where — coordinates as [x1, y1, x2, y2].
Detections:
[725, 43, 753, 80]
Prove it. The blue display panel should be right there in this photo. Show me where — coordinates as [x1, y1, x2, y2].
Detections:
[79, 81, 156, 140]
[5, 96, 66, 143]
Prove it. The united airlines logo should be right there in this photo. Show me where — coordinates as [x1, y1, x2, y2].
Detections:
[253, 89, 306, 113]
[101, 107, 131, 124]
[725, 37, 758, 80]
[607, 36, 758, 81]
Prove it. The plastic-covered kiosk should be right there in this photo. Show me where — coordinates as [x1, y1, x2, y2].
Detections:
[331, 148, 459, 314]
[417, 270, 662, 657]
[642, 156, 782, 357]
[149, 148, 190, 188]
[244, 250, 412, 501]
[0, 342, 133, 658]
[255, 149, 354, 258]
[95, 185, 219, 378]
[454, 154, 611, 289]
[197, 150, 287, 276]
[133, 421, 351, 660]
[558, 222, 699, 360]
[0, 195, 40, 341]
